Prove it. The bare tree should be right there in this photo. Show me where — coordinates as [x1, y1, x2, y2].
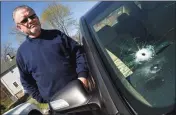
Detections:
[1, 42, 16, 61]
[71, 21, 83, 44]
[41, 2, 76, 36]
[71, 29, 81, 44]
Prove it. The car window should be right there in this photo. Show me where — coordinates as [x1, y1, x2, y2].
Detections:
[87, 1, 175, 114]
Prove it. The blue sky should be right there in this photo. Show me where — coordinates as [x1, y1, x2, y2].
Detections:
[1, 1, 98, 49]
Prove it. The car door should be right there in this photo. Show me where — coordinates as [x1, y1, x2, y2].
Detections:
[80, 1, 175, 115]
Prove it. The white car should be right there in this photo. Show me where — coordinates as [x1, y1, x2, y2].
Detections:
[3, 102, 42, 115]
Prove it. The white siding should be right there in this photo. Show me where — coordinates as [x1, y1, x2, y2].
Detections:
[1, 67, 23, 95]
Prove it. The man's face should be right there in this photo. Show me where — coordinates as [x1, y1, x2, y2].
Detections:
[14, 8, 41, 38]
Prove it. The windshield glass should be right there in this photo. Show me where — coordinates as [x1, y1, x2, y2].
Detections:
[87, 1, 175, 114]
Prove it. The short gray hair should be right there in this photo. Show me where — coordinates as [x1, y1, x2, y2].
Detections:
[13, 5, 35, 21]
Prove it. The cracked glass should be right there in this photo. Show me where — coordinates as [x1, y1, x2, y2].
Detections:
[89, 1, 175, 113]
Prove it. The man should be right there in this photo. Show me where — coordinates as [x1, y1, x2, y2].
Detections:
[14, 5, 89, 103]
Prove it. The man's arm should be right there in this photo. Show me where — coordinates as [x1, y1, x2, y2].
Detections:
[16, 52, 47, 103]
[65, 35, 89, 87]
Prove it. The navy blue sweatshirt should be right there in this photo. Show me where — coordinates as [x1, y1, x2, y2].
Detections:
[16, 29, 88, 103]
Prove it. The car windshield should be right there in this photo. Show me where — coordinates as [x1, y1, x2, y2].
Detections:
[86, 1, 175, 114]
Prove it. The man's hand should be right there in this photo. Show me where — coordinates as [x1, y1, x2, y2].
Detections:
[78, 77, 88, 88]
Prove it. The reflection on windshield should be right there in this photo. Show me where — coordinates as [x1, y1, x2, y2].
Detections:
[92, 1, 175, 109]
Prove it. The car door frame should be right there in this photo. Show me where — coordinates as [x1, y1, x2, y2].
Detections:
[80, 14, 135, 115]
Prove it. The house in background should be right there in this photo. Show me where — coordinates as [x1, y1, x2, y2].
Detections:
[1, 56, 24, 102]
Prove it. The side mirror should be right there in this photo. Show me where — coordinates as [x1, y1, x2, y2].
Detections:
[49, 80, 100, 114]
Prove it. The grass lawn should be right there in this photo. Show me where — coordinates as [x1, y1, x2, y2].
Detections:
[27, 98, 49, 111]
